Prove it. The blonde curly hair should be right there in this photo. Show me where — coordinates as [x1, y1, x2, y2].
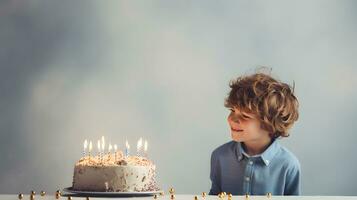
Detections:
[224, 72, 299, 138]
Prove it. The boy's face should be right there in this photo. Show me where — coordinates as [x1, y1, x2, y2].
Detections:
[227, 107, 270, 142]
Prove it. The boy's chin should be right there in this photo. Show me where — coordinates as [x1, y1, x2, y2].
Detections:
[232, 138, 244, 142]
[231, 133, 244, 142]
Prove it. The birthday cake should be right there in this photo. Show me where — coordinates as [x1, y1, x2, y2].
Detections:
[72, 151, 160, 192]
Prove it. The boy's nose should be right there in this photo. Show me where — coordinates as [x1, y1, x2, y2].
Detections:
[230, 115, 240, 123]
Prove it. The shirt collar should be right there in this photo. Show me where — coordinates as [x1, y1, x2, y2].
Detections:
[236, 139, 280, 166]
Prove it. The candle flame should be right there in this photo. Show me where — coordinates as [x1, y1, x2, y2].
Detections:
[137, 138, 143, 151]
[114, 144, 117, 151]
[97, 140, 101, 151]
[84, 139, 88, 150]
[126, 140, 130, 149]
[109, 143, 112, 152]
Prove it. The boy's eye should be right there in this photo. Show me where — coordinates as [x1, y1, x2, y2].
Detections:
[242, 114, 251, 119]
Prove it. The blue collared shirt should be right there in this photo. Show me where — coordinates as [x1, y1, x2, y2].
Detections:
[209, 140, 301, 195]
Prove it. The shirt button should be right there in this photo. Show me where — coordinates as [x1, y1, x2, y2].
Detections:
[249, 161, 253, 165]
[245, 177, 250, 182]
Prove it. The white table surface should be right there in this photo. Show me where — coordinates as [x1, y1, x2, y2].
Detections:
[1, 194, 357, 200]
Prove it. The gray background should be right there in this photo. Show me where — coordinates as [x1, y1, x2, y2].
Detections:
[1, 0, 357, 195]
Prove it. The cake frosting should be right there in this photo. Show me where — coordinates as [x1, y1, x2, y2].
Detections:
[72, 151, 159, 192]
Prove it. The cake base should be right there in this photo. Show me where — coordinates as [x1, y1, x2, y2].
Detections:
[63, 187, 163, 197]
[72, 155, 159, 192]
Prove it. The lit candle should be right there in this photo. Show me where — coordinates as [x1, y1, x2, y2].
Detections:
[101, 136, 105, 162]
[114, 144, 118, 162]
[137, 137, 143, 157]
[125, 140, 130, 158]
[83, 139, 88, 158]
[97, 140, 101, 160]
[89, 141, 92, 160]
[108, 143, 112, 160]
[144, 140, 148, 157]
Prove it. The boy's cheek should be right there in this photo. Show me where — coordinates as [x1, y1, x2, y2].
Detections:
[227, 115, 234, 124]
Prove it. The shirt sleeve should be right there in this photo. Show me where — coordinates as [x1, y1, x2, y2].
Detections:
[284, 161, 301, 195]
[209, 150, 221, 195]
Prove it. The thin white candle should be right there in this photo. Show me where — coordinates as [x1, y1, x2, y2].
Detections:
[108, 144, 112, 160]
[114, 144, 118, 162]
[125, 140, 130, 158]
[89, 141, 92, 159]
[137, 137, 143, 157]
[97, 140, 101, 160]
[101, 136, 105, 162]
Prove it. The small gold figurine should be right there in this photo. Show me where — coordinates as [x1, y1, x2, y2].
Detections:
[159, 191, 165, 196]
[202, 192, 207, 198]
[55, 190, 61, 199]
[154, 194, 158, 199]
[55, 191, 61, 197]
[228, 193, 233, 200]
[194, 196, 198, 200]
[31, 191, 36, 195]
[30, 194, 35, 200]
[40, 191, 45, 196]
[67, 196, 72, 200]
[18, 194, 24, 200]
[267, 192, 272, 198]
[170, 194, 175, 199]
[245, 193, 249, 200]
[222, 192, 226, 197]
[86, 197, 90, 200]
[169, 188, 175, 194]
[218, 193, 223, 199]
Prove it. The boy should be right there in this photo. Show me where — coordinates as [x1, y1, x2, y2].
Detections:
[209, 72, 301, 195]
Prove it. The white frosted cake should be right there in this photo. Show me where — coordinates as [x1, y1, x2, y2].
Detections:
[72, 152, 159, 192]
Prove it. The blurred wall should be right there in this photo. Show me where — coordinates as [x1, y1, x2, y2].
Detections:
[1, 0, 357, 195]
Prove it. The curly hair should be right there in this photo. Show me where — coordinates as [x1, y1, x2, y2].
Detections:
[224, 72, 299, 138]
